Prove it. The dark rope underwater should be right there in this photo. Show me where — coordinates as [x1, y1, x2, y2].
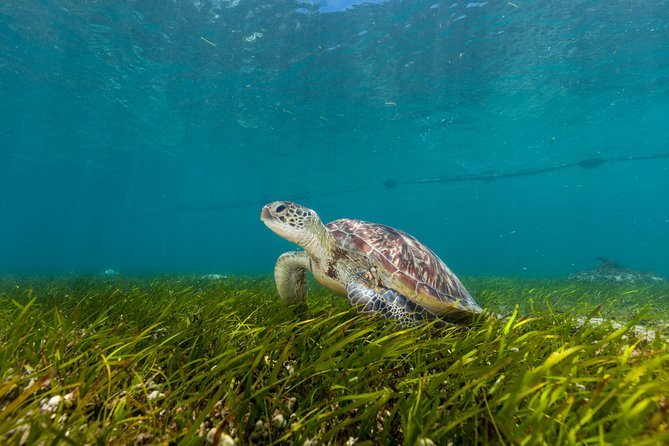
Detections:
[150, 152, 669, 216]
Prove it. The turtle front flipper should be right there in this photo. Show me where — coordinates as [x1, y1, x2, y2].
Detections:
[275, 251, 310, 306]
[346, 282, 441, 328]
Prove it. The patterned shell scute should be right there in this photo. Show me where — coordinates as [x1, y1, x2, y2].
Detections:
[327, 218, 476, 311]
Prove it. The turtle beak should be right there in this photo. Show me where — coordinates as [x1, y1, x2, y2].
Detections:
[260, 206, 272, 222]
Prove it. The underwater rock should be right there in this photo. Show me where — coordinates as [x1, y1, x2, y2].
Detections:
[569, 257, 666, 284]
[206, 428, 235, 446]
[573, 316, 668, 343]
[147, 390, 165, 401]
[40, 395, 62, 413]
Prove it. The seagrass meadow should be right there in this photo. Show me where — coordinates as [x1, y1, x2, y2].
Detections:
[4, 1, 669, 444]
[0, 276, 668, 445]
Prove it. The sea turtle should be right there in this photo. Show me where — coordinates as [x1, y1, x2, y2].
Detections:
[260, 201, 482, 326]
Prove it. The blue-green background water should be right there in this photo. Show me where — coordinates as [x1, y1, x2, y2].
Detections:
[1, 0, 668, 278]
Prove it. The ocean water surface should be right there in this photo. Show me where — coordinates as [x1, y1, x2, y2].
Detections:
[1, 0, 668, 279]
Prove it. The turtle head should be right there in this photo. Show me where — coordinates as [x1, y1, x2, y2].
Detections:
[261, 201, 324, 248]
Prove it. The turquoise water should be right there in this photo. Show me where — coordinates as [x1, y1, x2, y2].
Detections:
[1, 0, 668, 278]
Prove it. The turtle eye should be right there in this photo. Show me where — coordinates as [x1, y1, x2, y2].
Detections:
[275, 204, 287, 213]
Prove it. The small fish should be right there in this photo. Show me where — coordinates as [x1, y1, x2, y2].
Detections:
[200, 36, 217, 47]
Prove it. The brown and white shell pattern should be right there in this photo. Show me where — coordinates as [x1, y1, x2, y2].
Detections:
[327, 218, 482, 316]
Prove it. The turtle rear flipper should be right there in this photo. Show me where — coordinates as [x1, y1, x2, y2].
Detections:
[346, 282, 441, 328]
